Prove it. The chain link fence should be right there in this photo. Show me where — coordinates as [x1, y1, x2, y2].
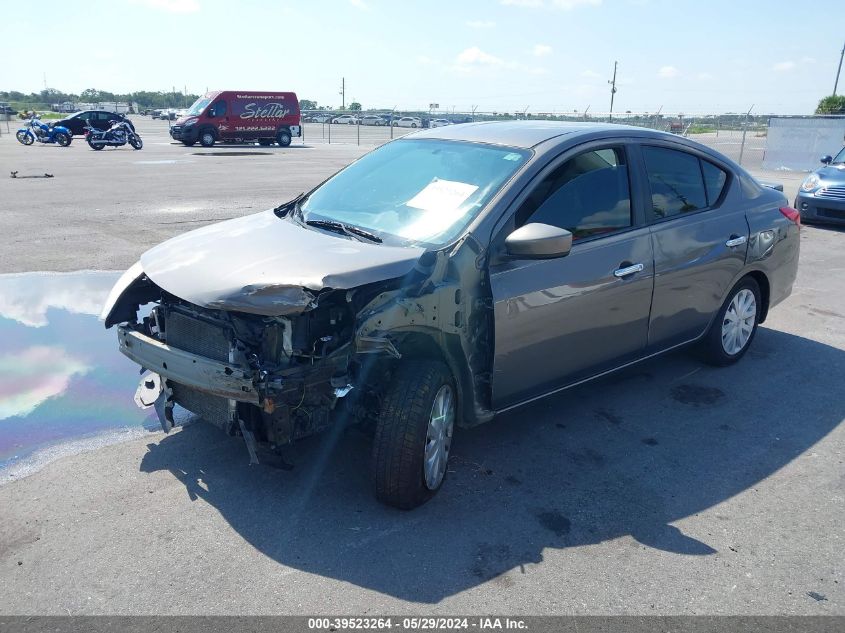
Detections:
[300, 110, 845, 177]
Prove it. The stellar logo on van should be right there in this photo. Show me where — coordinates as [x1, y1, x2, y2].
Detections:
[240, 102, 291, 120]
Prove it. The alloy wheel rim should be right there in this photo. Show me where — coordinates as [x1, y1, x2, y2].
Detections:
[424, 384, 455, 490]
[721, 288, 756, 355]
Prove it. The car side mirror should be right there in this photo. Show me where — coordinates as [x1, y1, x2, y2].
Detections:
[505, 223, 573, 259]
[821, 155, 833, 165]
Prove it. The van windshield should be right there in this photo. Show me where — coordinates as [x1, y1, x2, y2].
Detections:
[186, 97, 211, 116]
[299, 139, 530, 246]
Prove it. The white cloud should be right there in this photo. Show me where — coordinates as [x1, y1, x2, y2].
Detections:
[533, 44, 552, 57]
[773, 61, 796, 72]
[349, 0, 370, 9]
[581, 69, 601, 78]
[500, 0, 602, 8]
[467, 20, 496, 28]
[130, 0, 200, 13]
[455, 47, 506, 67]
[0, 346, 90, 420]
[658, 65, 679, 78]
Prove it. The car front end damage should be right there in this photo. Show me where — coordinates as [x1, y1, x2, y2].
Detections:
[102, 235, 495, 465]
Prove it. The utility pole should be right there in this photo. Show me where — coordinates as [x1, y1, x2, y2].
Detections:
[339, 77, 346, 110]
[608, 61, 618, 122]
[834, 39, 845, 96]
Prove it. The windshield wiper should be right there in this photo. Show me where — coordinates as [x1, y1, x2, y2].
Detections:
[305, 219, 382, 243]
[273, 192, 305, 218]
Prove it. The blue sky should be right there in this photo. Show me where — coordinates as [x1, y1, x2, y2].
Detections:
[2, 0, 842, 114]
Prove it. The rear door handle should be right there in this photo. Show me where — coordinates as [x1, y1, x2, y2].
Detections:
[725, 235, 747, 247]
[613, 263, 644, 278]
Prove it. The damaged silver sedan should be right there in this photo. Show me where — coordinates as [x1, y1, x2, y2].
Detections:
[103, 122, 799, 508]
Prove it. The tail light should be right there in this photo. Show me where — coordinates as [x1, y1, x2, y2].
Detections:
[779, 206, 801, 228]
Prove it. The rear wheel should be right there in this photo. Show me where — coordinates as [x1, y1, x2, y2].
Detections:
[87, 137, 105, 150]
[199, 130, 215, 147]
[276, 129, 292, 147]
[371, 360, 456, 509]
[698, 277, 761, 366]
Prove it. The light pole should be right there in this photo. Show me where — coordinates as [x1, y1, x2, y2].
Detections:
[339, 77, 345, 110]
[608, 61, 618, 122]
[834, 39, 845, 96]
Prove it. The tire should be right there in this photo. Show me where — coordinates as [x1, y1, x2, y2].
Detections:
[199, 130, 215, 147]
[129, 135, 143, 150]
[16, 131, 33, 145]
[276, 129, 292, 147]
[698, 276, 762, 366]
[55, 132, 71, 147]
[371, 360, 456, 509]
[411, 123, 417, 128]
[87, 137, 105, 150]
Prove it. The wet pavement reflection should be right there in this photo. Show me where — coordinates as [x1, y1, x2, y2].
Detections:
[0, 271, 160, 474]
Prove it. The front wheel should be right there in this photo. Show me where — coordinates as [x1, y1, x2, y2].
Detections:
[199, 130, 215, 147]
[698, 276, 761, 366]
[55, 132, 71, 147]
[276, 129, 292, 147]
[371, 360, 456, 509]
[16, 131, 33, 145]
[129, 135, 143, 150]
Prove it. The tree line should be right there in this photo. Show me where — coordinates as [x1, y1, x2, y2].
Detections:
[0, 88, 202, 109]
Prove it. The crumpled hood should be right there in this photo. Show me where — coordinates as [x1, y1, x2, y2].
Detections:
[140, 209, 424, 316]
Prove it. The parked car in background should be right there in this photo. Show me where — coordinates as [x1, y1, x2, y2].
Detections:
[103, 121, 800, 509]
[53, 110, 135, 136]
[430, 118, 453, 128]
[311, 113, 334, 123]
[360, 114, 387, 126]
[794, 147, 845, 226]
[392, 116, 421, 128]
[332, 114, 359, 125]
[169, 90, 301, 147]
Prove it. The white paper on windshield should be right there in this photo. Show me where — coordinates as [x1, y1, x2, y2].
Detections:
[406, 178, 479, 214]
[399, 178, 479, 241]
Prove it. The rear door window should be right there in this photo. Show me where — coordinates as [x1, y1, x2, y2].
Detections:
[641, 146, 707, 219]
[701, 160, 728, 205]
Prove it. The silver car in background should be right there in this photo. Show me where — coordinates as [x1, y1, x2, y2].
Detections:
[103, 121, 800, 509]
[794, 146, 845, 225]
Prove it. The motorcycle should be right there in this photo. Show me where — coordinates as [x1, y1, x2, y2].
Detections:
[16, 116, 72, 147]
[84, 119, 143, 151]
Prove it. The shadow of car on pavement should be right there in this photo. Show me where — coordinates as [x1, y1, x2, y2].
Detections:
[140, 327, 844, 603]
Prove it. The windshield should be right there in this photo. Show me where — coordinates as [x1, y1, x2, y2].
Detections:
[186, 96, 212, 116]
[833, 147, 845, 164]
[299, 139, 530, 245]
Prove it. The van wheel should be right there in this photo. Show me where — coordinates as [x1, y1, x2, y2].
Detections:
[276, 129, 292, 147]
[371, 360, 456, 509]
[698, 276, 761, 366]
[199, 130, 215, 147]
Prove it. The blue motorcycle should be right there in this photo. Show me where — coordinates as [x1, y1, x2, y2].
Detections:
[16, 116, 72, 147]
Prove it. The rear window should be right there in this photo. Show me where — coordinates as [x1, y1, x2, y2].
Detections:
[642, 146, 729, 219]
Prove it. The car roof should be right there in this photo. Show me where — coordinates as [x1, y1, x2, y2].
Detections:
[410, 120, 658, 149]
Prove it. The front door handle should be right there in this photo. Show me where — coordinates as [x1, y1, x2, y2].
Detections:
[613, 263, 644, 278]
[725, 235, 747, 247]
